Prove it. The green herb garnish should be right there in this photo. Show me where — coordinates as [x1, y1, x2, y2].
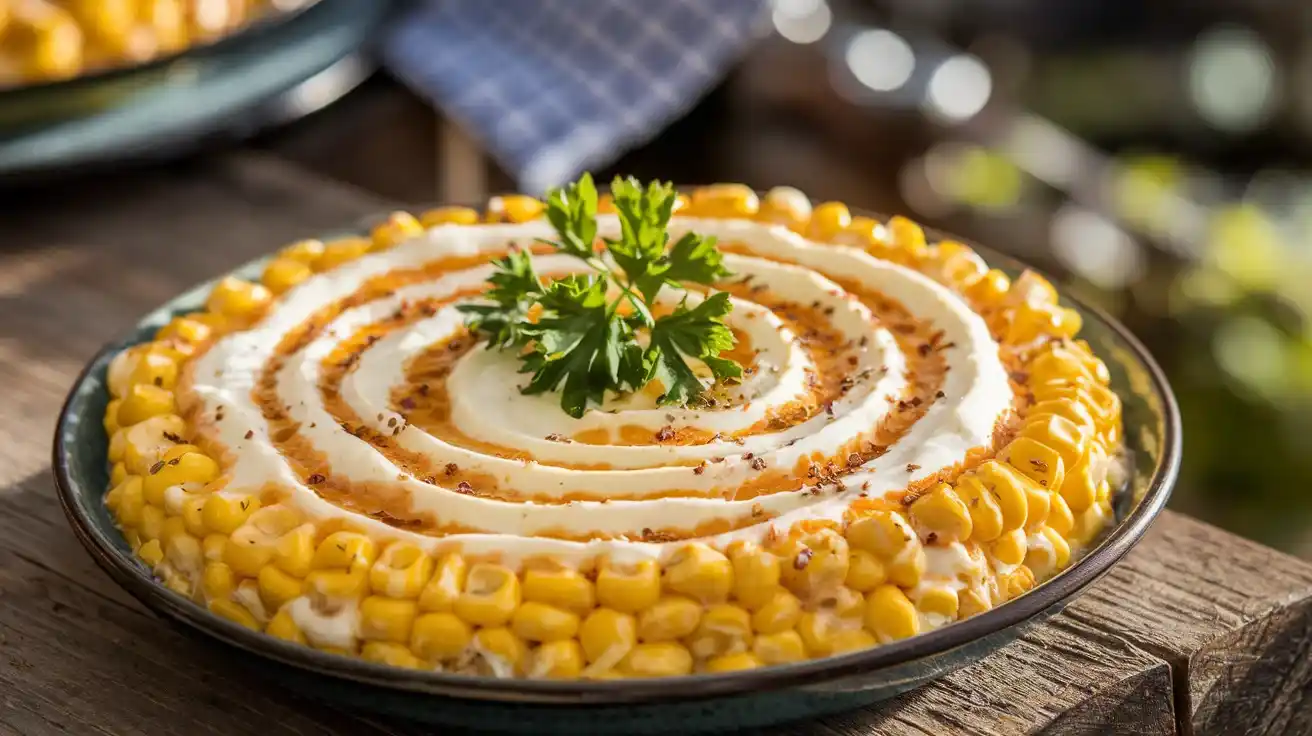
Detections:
[458, 174, 742, 418]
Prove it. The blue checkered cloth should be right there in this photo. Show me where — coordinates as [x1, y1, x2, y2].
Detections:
[383, 0, 770, 193]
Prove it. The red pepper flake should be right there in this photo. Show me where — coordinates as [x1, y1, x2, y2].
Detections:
[306, 473, 326, 485]
[926, 532, 939, 545]
[906, 464, 921, 473]
[655, 426, 675, 442]
[445, 463, 459, 476]
[693, 463, 706, 476]
[244, 430, 254, 440]
[742, 452, 754, 460]
[847, 453, 862, 468]
[418, 384, 430, 396]
[750, 457, 767, 471]
[918, 344, 931, 357]
[545, 433, 569, 442]
[793, 548, 813, 570]
[936, 390, 946, 399]
[751, 503, 765, 518]
[456, 481, 474, 494]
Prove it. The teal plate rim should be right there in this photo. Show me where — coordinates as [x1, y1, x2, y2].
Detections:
[52, 211, 1182, 706]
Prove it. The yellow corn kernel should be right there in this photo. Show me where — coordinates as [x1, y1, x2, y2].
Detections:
[968, 461, 1030, 532]
[959, 588, 991, 619]
[831, 216, 879, 250]
[160, 516, 189, 548]
[370, 211, 423, 250]
[596, 559, 661, 613]
[888, 545, 926, 589]
[521, 566, 595, 614]
[887, 215, 928, 258]
[758, 186, 812, 230]
[273, 525, 316, 578]
[143, 451, 219, 506]
[728, 542, 780, 609]
[637, 595, 702, 642]
[304, 569, 369, 599]
[1023, 414, 1089, 473]
[688, 183, 759, 219]
[117, 383, 176, 427]
[831, 628, 878, 655]
[964, 268, 1011, 307]
[954, 476, 1004, 543]
[453, 563, 521, 627]
[360, 596, 419, 643]
[138, 504, 165, 542]
[418, 552, 467, 612]
[122, 413, 188, 475]
[202, 494, 259, 536]
[750, 588, 802, 635]
[123, 529, 142, 552]
[265, 608, 307, 644]
[753, 629, 807, 665]
[108, 345, 149, 398]
[796, 611, 866, 657]
[806, 201, 851, 241]
[361, 642, 424, 669]
[531, 639, 585, 679]
[688, 604, 752, 660]
[257, 565, 304, 612]
[104, 401, 123, 438]
[113, 476, 145, 527]
[312, 531, 376, 572]
[991, 528, 1028, 566]
[210, 599, 260, 630]
[1029, 343, 1096, 385]
[845, 549, 887, 592]
[663, 543, 733, 603]
[1047, 492, 1075, 537]
[126, 350, 179, 392]
[621, 642, 694, 678]
[155, 315, 212, 346]
[777, 528, 850, 599]
[1006, 303, 1079, 344]
[261, 258, 313, 295]
[1002, 437, 1067, 494]
[410, 612, 473, 661]
[512, 601, 580, 643]
[917, 587, 959, 621]
[181, 496, 208, 537]
[580, 608, 638, 666]
[206, 277, 272, 322]
[474, 627, 526, 676]
[420, 206, 479, 227]
[909, 484, 973, 544]
[1009, 270, 1059, 307]
[925, 241, 988, 287]
[108, 428, 127, 463]
[864, 585, 919, 643]
[706, 652, 762, 673]
[138, 538, 164, 568]
[224, 529, 275, 578]
[1023, 482, 1052, 532]
[1073, 497, 1112, 548]
[314, 237, 370, 272]
[1001, 566, 1037, 601]
[279, 239, 325, 264]
[367, 542, 434, 600]
[202, 534, 227, 562]
[1026, 527, 1072, 578]
[1060, 442, 1106, 513]
[497, 195, 547, 223]
[846, 510, 914, 558]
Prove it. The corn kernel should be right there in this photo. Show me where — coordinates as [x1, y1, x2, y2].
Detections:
[261, 258, 312, 295]
[206, 277, 272, 322]
[474, 627, 526, 676]
[454, 563, 521, 627]
[108, 428, 127, 463]
[888, 546, 926, 589]
[312, 531, 376, 572]
[917, 587, 959, 621]
[596, 559, 661, 613]
[531, 639, 585, 679]
[512, 601, 581, 643]
[705, 652, 762, 673]
[1047, 492, 1075, 537]
[846, 510, 914, 559]
[1026, 527, 1072, 577]
[991, 528, 1028, 566]
[750, 588, 802, 634]
[728, 542, 780, 609]
[580, 608, 638, 667]
[968, 461, 1030, 532]
[887, 216, 928, 259]
[797, 611, 865, 657]
[304, 569, 369, 599]
[370, 211, 423, 250]
[143, 451, 219, 506]
[360, 596, 419, 643]
[203, 494, 259, 536]
[1009, 271, 1059, 307]
[959, 589, 991, 619]
[1003, 437, 1067, 495]
[522, 566, 596, 614]
[418, 552, 467, 612]
[1001, 566, 1037, 601]
[257, 565, 304, 612]
[138, 504, 165, 542]
[202, 534, 227, 562]
[410, 612, 473, 661]
[265, 608, 307, 644]
[181, 496, 208, 537]
[279, 239, 325, 264]
[113, 476, 145, 527]
[1060, 442, 1106, 513]
[117, 383, 176, 427]
[160, 517, 189, 548]
[122, 413, 187, 475]
[688, 604, 752, 659]
[621, 642, 693, 678]
[420, 206, 479, 227]
[803, 201, 849, 242]
[925, 241, 988, 287]
[909, 484, 973, 544]
[225, 528, 275, 578]
[210, 599, 260, 630]
[315, 237, 370, 272]
[105, 401, 123, 437]
[663, 543, 733, 603]
[495, 195, 546, 223]
[364, 543, 432, 600]
[753, 630, 807, 665]
[689, 183, 759, 219]
[777, 528, 849, 599]
[637, 595, 701, 642]
[954, 476, 1004, 542]
[126, 351, 179, 392]
[964, 269, 1011, 307]
[361, 642, 424, 669]
[155, 316, 212, 346]
[845, 549, 887, 592]
[864, 585, 919, 643]
[273, 525, 316, 578]
[758, 186, 812, 230]
[138, 538, 164, 568]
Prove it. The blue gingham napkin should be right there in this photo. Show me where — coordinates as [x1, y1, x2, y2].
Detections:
[383, 0, 770, 193]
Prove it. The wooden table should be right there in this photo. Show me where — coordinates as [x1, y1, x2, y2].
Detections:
[3, 93, 1312, 735]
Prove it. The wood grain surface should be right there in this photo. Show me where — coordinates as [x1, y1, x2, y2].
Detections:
[0, 154, 1308, 735]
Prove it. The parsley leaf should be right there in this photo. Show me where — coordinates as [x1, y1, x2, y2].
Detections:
[461, 174, 743, 417]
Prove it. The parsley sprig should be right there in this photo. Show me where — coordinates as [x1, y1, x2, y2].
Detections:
[458, 174, 742, 418]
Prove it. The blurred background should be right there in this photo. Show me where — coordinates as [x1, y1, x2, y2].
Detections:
[4, 0, 1311, 555]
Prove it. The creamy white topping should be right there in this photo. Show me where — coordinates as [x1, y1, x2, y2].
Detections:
[189, 217, 1013, 568]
